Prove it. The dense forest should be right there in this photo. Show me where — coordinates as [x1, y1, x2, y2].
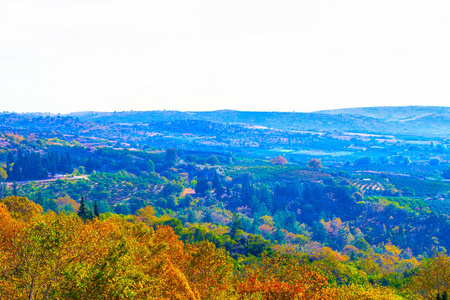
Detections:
[1, 108, 450, 299]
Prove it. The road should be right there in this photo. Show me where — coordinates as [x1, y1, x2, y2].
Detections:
[5, 174, 89, 186]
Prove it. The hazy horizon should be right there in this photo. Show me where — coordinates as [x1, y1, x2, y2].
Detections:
[2, 1, 450, 113]
[1, 104, 448, 115]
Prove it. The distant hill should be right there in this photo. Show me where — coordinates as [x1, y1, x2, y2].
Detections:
[68, 107, 450, 138]
[316, 106, 450, 121]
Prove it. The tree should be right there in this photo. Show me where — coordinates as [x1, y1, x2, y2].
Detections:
[179, 195, 193, 208]
[229, 213, 243, 239]
[0, 195, 43, 221]
[113, 203, 130, 215]
[13, 181, 18, 196]
[443, 167, 450, 180]
[271, 155, 288, 165]
[394, 155, 411, 166]
[430, 157, 442, 166]
[93, 200, 99, 218]
[409, 253, 450, 299]
[195, 177, 210, 197]
[0, 167, 7, 199]
[77, 195, 92, 221]
[0, 167, 7, 181]
[165, 148, 178, 167]
[307, 158, 322, 171]
[148, 159, 155, 173]
[162, 182, 184, 197]
[355, 156, 373, 166]
[236, 252, 328, 300]
[206, 155, 220, 165]
[312, 221, 328, 243]
[85, 156, 95, 174]
[212, 171, 224, 196]
[7, 151, 14, 164]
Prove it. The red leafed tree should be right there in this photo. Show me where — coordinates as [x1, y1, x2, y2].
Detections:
[307, 158, 322, 171]
[236, 252, 328, 300]
[271, 156, 288, 165]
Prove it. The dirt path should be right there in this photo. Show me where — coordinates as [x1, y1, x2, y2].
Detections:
[6, 174, 89, 186]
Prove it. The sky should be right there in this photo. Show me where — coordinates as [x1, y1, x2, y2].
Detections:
[1, 0, 450, 114]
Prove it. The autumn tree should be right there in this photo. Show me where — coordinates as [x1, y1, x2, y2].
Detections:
[0, 195, 43, 221]
[307, 158, 322, 171]
[0, 167, 7, 181]
[271, 155, 287, 165]
[319, 283, 405, 300]
[408, 253, 450, 300]
[236, 252, 328, 300]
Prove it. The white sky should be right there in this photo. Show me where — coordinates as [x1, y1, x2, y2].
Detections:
[1, 0, 450, 113]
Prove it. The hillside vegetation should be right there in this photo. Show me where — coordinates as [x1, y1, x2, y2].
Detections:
[0, 109, 450, 299]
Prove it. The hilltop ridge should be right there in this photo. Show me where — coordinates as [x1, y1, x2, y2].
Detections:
[67, 106, 450, 137]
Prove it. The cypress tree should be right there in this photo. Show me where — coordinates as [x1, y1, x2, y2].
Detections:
[212, 171, 223, 190]
[94, 200, 100, 218]
[229, 213, 243, 239]
[78, 195, 89, 221]
[13, 182, 18, 196]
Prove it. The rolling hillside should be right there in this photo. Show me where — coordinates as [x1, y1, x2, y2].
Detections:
[69, 106, 450, 137]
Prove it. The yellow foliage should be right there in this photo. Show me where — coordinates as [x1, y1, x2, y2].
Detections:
[0, 196, 43, 221]
[318, 284, 405, 300]
[260, 215, 274, 226]
[407, 253, 450, 300]
[55, 194, 80, 211]
[135, 205, 158, 224]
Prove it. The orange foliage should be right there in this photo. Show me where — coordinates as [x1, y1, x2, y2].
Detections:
[55, 195, 80, 211]
[0, 203, 235, 299]
[0, 196, 43, 221]
[236, 252, 328, 300]
[271, 155, 288, 165]
[258, 224, 274, 237]
[307, 158, 322, 171]
[317, 283, 404, 300]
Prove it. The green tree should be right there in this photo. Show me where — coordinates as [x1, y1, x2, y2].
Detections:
[355, 156, 373, 165]
[164, 148, 178, 167]
[94, 200, 99, 218]
[0, 167, 7, 181]
[443, 167, 450, 180]
[206, 155, 220, 165]
[77, 195, 92, 221]
[13, 181, 18, 196]
[229, 213, 243, 239]
[162, 182, 184, 197]
[212, 171, 224, 195]
[85, 157, 95, 174]
[0, 167, 6, 199]
[148, 159, 155, 172]
[430, 157, 442, 166]
[195, 177, 210, 197]
[312, 221, 328, 243]
[353, 237, 370, 252]
[179, 195, 193, 208]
